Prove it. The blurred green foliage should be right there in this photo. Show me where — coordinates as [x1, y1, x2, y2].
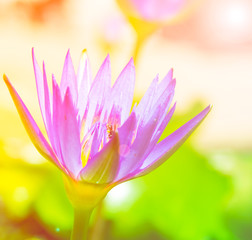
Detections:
[0, 103, 252, 240]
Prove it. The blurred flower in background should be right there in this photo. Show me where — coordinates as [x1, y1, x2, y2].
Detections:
[116, 0, 202, 61]
[0, 0, 252, 239]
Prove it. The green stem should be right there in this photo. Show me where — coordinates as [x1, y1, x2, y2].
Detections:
[89, 202, 104, 240]
[71, 208, 93, 240]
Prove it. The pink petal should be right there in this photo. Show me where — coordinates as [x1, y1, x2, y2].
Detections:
[76, 49, 92, 119]
[88, 124, 103, 158]
[156, 68, 173, 98]
[81, 123, 105, 161]
[134, 70, 173, 125]
[116, 106, 161, 180]
[118, 111, 137, 147]
[60, 50, 78, 104]
[32, 49, 51, 133]
[147, 78, 175, 127]
[134, 78, 175, 154]
[110, 58, 135, 123]
[134, 105, 212, 178]
[151, 103, 176, 143]
[136, 75, 158, 120]
[105, 105, 122, 135]
[145, 79, 175, 125]
[51, 75, 63, 162]
[135, 103, 176, 173]
[89, 54, 111, 104]
[114, 111, 137, 180]
[56, 87, 82, 177]
[84, 55, 111, 134]
[137, 103, 177, 170]
[79, 132, 120, 184]
[42, 63, 53, 137]
[3, 74, 64, 172]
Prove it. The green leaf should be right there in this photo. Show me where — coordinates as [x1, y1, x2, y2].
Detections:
[34, 172, 73, 237]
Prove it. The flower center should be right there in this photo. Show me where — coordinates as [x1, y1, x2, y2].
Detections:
[81, 120, 119, 168]
[106, 124, 113, 139]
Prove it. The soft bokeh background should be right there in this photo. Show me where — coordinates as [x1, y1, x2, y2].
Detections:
[0, 0, 252, 239]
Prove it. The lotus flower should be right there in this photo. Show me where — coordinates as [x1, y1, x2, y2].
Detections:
[3, 49, 210, 238]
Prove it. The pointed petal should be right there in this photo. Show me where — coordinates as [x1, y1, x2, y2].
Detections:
[89, 54, 111, 101]
[51, 75, 63, 162]
[57, 88, 82, 177]
[77, 49, 91, 89]
[84, 55, 111, 133]
[118, 111, 137, 147]
[3, 74, 63, 171]
[81, 123, 105, 163]
[149, 78, 176, 119]
[79, 133, 120, 184]
[145, 79, 175, 127]
[152, 103, 176, 143]
[115, 107, 161, 180]
[110, 58, 135, 123]
[42, 62, 53, 134]
[156, 68, 173, 98]
[136, 75, 158, 120]
[50, 75, 75, 174]
[138, 103, 177, 170]
[77, 49, 92, 118]
[136, 70, 173, 124]
[113, 112, 137, 180]
[137, 70, 174, 125]
[135, 105, 212, 178]
[60, 50, 78, 104]
[32, 48, 51, 132]
[88, 124, 103, 158]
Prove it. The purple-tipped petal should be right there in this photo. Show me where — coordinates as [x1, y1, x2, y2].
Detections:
[60, 50, 78, 104]
[79, 133, 120, 184]
[3, 74, 64, 172]
[134, 105, 212, 178]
